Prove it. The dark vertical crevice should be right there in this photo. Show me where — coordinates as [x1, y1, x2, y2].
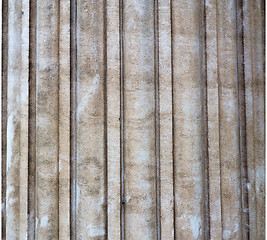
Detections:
[261, 6, 265, 202]
[28, 0, 37, 238]
[235, 0, 250, 239]
[260, 0, 265, 134]
[2, 0, 8, 239]
[154, 0, 161, 239]
[70, 0, 77, 239]
[249, 1, 257, 236]
[215, 1, 224, 236]
[103, 0, 108, 238]
[57, 1, 60, 238]
[261, 0, 265, 83]
[119, 0, 125, 239]
[199, 0, 210, 239]
[170, 1, 176, 239]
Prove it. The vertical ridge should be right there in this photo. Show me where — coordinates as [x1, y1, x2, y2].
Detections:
[58, 0, 71, 238]
[172, 0, 204, 238]
[20, 0, 30, 237]
[217, 0, 243, 237]
[75, 0, 106, 236]
[251, 0, 265, 238]
[243, 0, 257, 237]
[6, 0, 22, 237]
[206, 0, 222, 238]
[124, 0, 156, 237]
[158, 0, 174, 238]
[106, 0, 121, 237]
[28, 0, 37, 238]
[70, 0, 77, 239]
[35, 0, 60, 237]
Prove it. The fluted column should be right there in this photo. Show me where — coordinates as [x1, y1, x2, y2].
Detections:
[2, 0, 265, 239]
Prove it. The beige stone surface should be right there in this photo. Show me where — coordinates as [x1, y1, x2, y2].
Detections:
[244, 1, 265, 239]
[2, 0, 265, 239]
[217, 1, 242, 238]
[6, 0, 23, 238]
[206, 0, 222, 239]
[59, 0, 71, 239]
[106, 0, 121, 238]
[243, 1, 257, 238]
[19, 0, 29, 238]
[123, 0, 157, 238]
[172, 1, 203, 238]
[158, 0, 174, 239]
[76, 0, 106, 239]
[35, 1, 59, 239]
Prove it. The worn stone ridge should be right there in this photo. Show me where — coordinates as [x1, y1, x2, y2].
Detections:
[2, 0, 265, 239]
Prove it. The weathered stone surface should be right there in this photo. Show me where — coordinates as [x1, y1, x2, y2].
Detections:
[76, 1, 106, 239]
[35, 1, 59, 239]
[158, 0, 174, 239]
[123, 1, 157, 238]
[217, 1, 242, 239]
[206, 0, 222, 239]
[106, 0, 121, 239]
[2, 0, 265, 239]
[59, 0, 71, 239]
[172, 1, 203, 239]
[6, 1, 24, 239]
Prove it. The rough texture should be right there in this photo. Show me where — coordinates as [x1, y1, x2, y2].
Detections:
[172, 1, 203, 239]
[2, 0, 265, 239]
[35, 1, 59, 239]
[158, 0, 175, 239]
[76, 1, 106, 239]
[206, 0, 222, 239]
[106, 0, 121, 239]
[217, 0, 242, 239]
[59, 0, 71, 239]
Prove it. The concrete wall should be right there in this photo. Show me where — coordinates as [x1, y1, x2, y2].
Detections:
[2, 0, 265, 239]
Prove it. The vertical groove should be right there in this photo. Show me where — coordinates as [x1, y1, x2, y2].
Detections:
[154, 0, 161, 239]
[1, 0, 8, 238]
[28, 0, 37, 238]
[200, 0, 210, 239]
[57, 1, 60, 239]
[261, 0, 265, 79]
[261, 10, 266, 231]
[119, 0, 125, 239]
[103, 0, 108, 238]
[261, 0, 265, 167]
[260, 1, 265, 238]
[249, 2, 257, 235]
[235, 0, 250, 238]
[216, 0, 224, 236]
[170, 0, 176, 239]
[70, 0, 77, 239]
